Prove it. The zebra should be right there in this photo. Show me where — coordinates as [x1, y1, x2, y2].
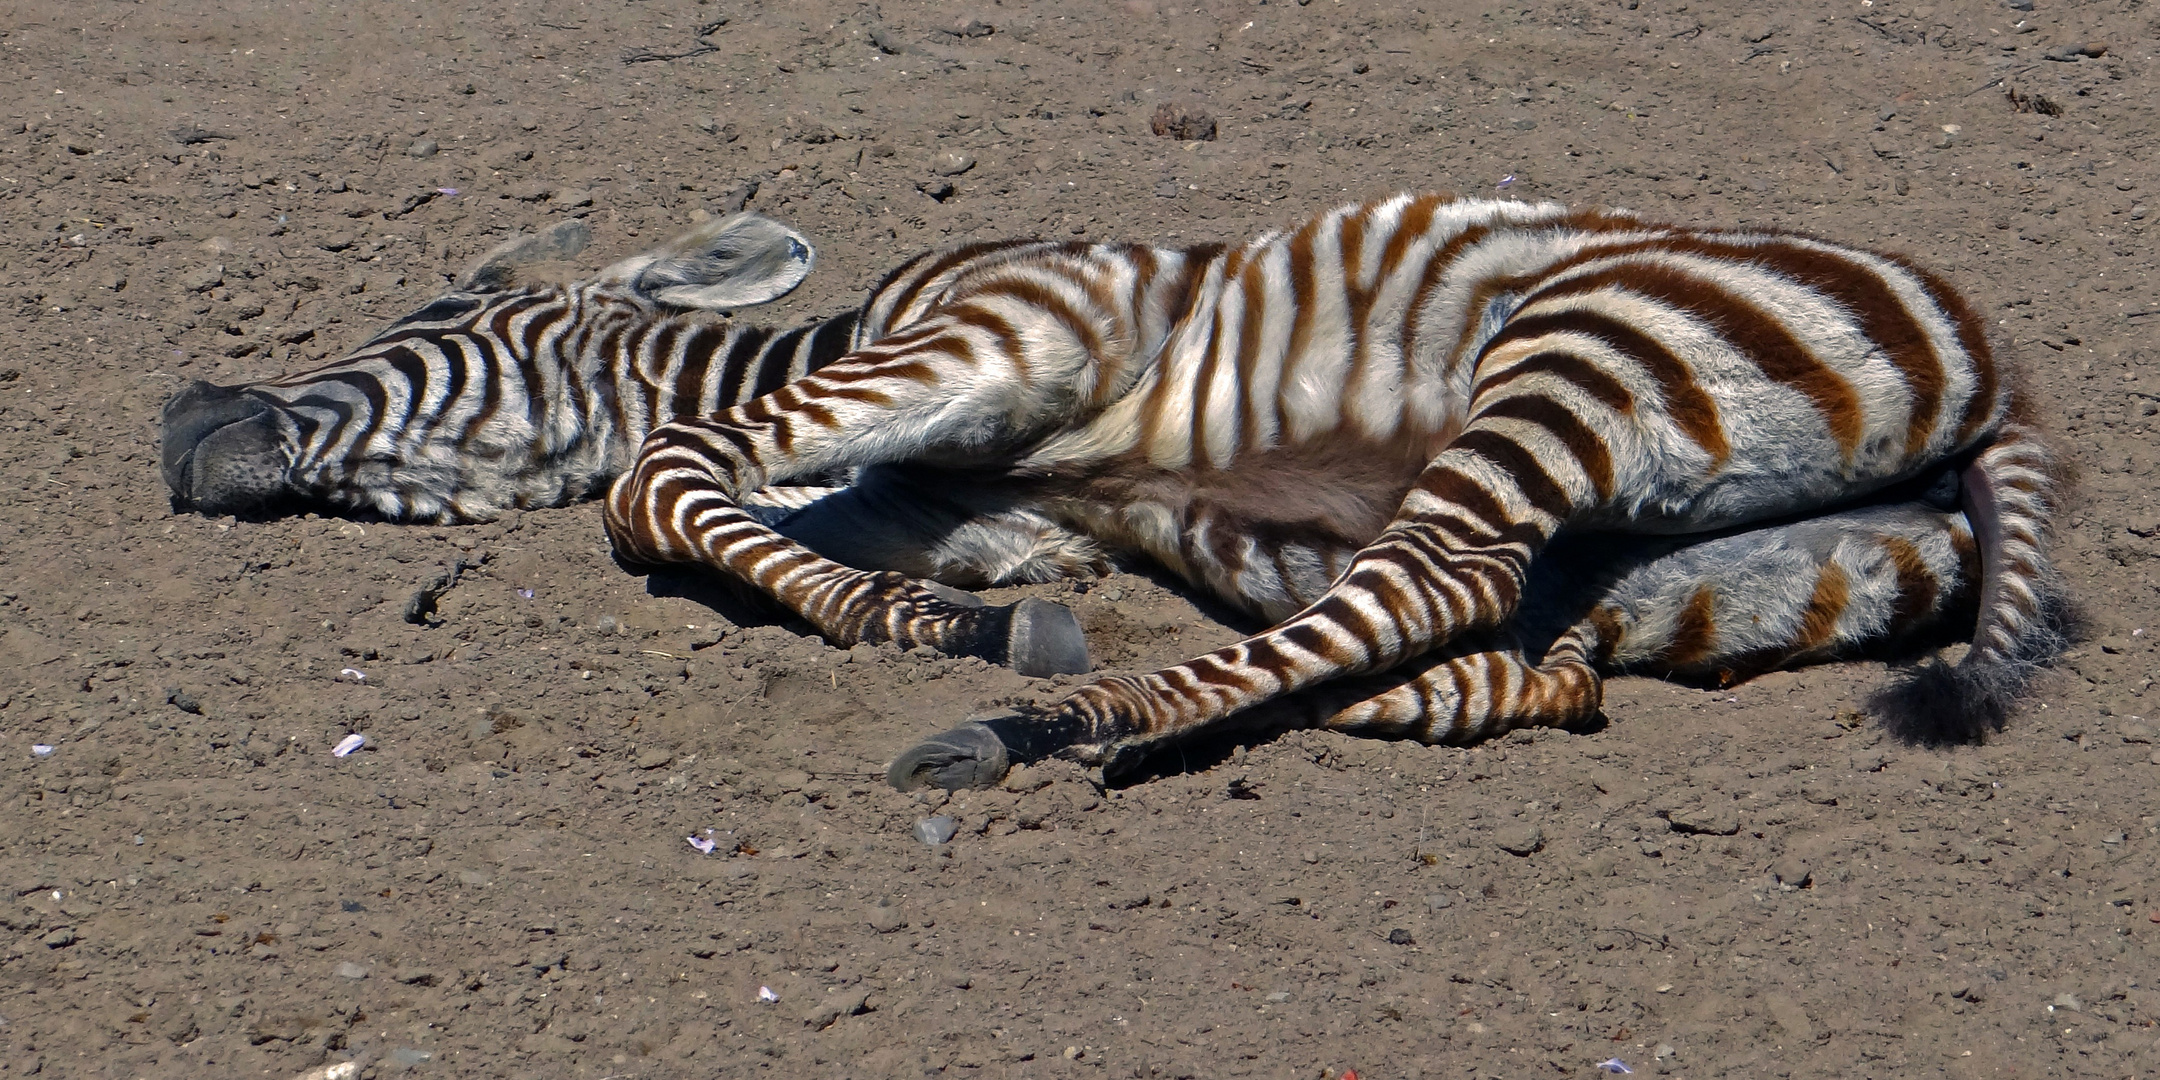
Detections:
[158, 212, 1094, 677]
[587, 194, 2065, 788]
[158, 199, 2064, 787]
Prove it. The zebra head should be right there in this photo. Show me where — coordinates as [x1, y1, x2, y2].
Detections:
[160, 213, 819, 522]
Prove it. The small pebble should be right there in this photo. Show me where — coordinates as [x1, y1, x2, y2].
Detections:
[2053, 993, 2082, 1012]
[868, 904, 908, 933]
[1494, 823, 1544, 855]
[1386, 928, 1415, 946]
[1425, 893, 1453, 912]
[41, 927, 76, 949]
[915, 815, 958, 845]
[333, 962, 369, 980]
[389, 1049, 432, 1066]
[1266, 991, 1291, 1003]
[31, 744, 55, 757]
[929, 151, 976, 176]
[758, 986, 780, 1003]
[331, 733, 366, 758]
[1771, 859, 1813, 889]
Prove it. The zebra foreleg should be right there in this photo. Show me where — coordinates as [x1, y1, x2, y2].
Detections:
[611, 426, 1088, 674]
[604, 330, 1103, 675]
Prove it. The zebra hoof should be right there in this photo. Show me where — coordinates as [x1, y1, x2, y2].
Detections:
[887, 722, 1011, 791]
[921, 581, 988, 608]
[1005, 598, 1091, 677]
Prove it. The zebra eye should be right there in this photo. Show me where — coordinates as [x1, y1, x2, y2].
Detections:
[393, 295, 485, 325]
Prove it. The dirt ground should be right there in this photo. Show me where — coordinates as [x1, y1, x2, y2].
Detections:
[4, 0, 2160, 1077]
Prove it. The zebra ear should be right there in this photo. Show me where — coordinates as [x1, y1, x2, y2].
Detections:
[456, 220, 593, 292]
[603, 213, 816, 312]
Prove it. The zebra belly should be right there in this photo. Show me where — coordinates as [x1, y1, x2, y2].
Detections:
[1030, 436, 1434, 621]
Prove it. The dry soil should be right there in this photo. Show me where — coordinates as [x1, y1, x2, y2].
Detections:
[4, 1, 2160, 1078]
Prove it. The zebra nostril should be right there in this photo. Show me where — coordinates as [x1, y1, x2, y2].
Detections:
[160, 381, 284, 510]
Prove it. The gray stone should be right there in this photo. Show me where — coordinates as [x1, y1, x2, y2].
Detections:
[180, 266, 225, 293]
[1771, 859, 1812, 889]
[333, 961, 370, 980]
[407, 139, 439, 159]
[868, 904, 908, 933]
[1667, 805, 1740, 836]
[929, 151, 976, 176]
[914, 815, 958, 845]
[1494, 823, 1543, 855]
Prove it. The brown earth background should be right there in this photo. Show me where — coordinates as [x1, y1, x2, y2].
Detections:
[4, 0, 2160, 1077]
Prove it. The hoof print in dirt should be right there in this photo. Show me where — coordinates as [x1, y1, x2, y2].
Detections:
[888, 722, 1011, 792]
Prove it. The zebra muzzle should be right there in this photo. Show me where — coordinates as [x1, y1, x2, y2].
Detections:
[161, 380, 291, 514]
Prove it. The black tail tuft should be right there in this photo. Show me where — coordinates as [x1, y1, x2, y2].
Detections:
[1869, 585, 2073, 746]
[1868, 656, 2014, 746]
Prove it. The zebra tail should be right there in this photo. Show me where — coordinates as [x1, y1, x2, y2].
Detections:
[1869, 425, 2073, 744]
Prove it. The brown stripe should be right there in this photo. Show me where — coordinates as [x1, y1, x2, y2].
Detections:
[1898, 257, 1998, 447]
[1340, 206, 1371, 382]
[1476, 309, 1725, 465]
[1948, 521, 1981, 580]
[1585, 605, 1627, 665]
[1672, 237, 1946, 460]
[1659, 586, 1719, 669]
[1443, 656, 1474, 740]
[1880, 535, 1939, 637]
[1791, 562, 1851, 654]
[968, 278, 1107, 363]
[1526, 260, 1864, 463]
[820, 386, 895, 408]
[895, 334, 981, 368]
[1274, 216, 1323, 433]
[1403, 223, 1491, 371]
[874, 241, 1021, 329]
[1448, 429, 1574, 520]
[816, 359, 940, 386]
[669, 322, 723, 418]
[1414, 466, 1513, 535]
[1188, 301, 1232, 461]
[1473, 350, 1636, 416]
[1472, 396, 1614, 501]
[1279, 619, 1345, 667]
[943, 303, 1030, 383]
[1234, 259, 1272, 451]
[1378, 195, 1444, 286]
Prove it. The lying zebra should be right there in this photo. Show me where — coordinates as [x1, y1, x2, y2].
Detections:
[160, 202, 2065, 788]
